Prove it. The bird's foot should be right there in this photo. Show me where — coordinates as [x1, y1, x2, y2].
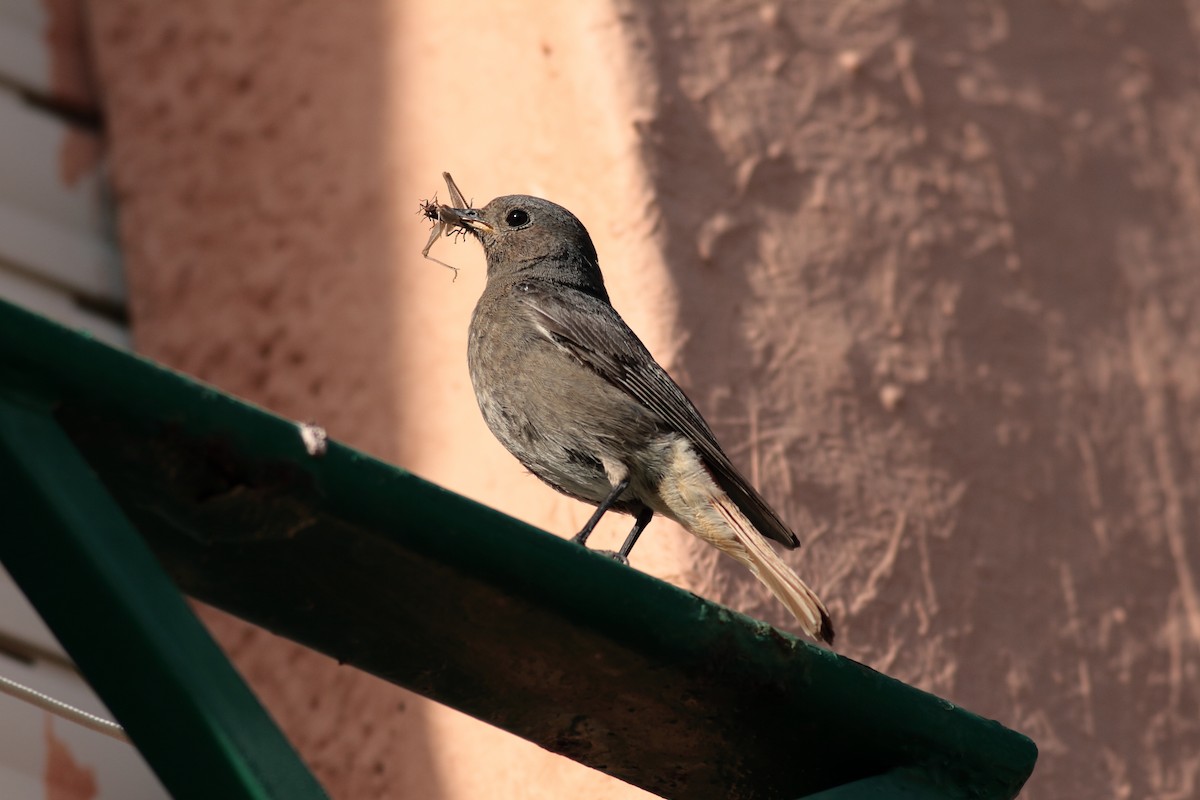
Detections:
[591, 549, 629, 566]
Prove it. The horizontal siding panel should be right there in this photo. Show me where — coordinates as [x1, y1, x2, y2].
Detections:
[0, 266, 128, 347]
[0, 89, 124, 306]
[0, 0, 48, 96]
[0, 200, 124, 306]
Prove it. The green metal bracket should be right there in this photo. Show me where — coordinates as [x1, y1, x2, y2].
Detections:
[0, 298, 1037, 799]
[0, 397, 328, 799]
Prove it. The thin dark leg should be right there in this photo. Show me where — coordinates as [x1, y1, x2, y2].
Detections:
[572, 478, 630, 547]
[613, 508, 654, 564]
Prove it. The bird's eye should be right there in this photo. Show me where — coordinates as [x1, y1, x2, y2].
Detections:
[506, 209, 530, 227]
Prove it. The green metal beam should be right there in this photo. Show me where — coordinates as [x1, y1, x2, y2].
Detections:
[806, 769, 955, 799]
[0, 396, 328, 800]
[0, 299, 1037, 799]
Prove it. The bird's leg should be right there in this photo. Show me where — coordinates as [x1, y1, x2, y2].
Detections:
[572, 478, 630, 547]
[612, 508, 654, 564]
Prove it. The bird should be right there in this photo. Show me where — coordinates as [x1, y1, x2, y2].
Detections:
[429, 181, 834, 644]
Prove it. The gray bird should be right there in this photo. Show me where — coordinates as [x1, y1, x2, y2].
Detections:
[430, 181, 834, 644]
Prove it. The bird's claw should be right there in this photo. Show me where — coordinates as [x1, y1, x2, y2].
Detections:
[592, 549, 629, 566]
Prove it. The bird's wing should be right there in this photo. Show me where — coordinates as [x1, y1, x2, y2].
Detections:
[519, 283, 800, 549]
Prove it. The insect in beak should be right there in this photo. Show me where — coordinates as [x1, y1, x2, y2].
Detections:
[419, 172, 482, 280]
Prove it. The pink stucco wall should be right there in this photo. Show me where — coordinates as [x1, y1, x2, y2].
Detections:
[86, 2, 1200, 798]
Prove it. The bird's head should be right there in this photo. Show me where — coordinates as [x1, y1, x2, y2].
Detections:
[443, 194, 607, 296]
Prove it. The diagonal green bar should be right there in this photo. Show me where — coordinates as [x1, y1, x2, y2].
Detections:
[0, 298, 1036, 799]
[0, 396, 328, 800]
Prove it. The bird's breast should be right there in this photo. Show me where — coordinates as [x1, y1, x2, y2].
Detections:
[466, 294, 664, 507]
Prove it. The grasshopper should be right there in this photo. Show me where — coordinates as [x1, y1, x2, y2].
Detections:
[419, 172, 474, 280]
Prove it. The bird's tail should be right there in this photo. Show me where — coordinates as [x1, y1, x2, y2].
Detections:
[657, 444, 835, 644]
[707, 497, 835, 644]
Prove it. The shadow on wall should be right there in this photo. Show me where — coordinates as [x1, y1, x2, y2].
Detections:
[85, 2, 445, 798]
[627, 2, 1200, 799]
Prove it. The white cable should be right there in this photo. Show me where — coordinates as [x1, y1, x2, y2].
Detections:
[0, 672, 130, 743]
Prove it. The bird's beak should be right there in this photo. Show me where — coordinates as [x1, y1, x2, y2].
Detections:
[443, 207, 494, 234]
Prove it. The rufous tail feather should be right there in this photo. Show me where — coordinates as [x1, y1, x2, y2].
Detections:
[655, 441, 834, 644]
[708, 497, 835, 644]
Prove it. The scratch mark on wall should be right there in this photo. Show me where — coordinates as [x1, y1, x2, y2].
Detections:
[1074, 431, 1110, 552]
[1128, 304, 1200, 644]
[850, 510, 907, 614]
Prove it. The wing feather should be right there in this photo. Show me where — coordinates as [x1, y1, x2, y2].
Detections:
[518, 283, 800, 549]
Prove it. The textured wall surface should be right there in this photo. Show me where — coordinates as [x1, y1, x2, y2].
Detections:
[87, 1, 1200, 798]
